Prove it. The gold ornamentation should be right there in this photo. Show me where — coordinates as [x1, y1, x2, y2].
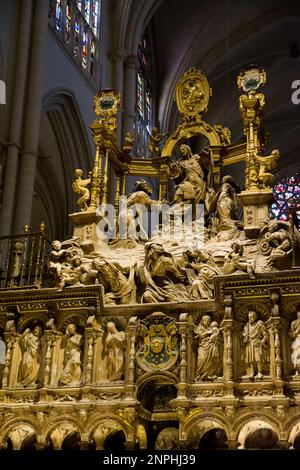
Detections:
[136, 312, 178, 372]
[175, 67, 211, 122]
[72, 169, 91, 211]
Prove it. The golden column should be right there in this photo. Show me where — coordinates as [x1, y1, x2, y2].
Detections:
[237, 66, 280, 238]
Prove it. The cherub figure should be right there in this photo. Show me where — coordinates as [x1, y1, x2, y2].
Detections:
[57, 255, 88, 291]
[72, 168, 91, 211]
[122, 132, 134, 154]
[223, 240, 255, 278]
[48, 240, 65, 276]
[148, 127, 167, 156]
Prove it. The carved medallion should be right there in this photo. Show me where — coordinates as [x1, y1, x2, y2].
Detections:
[136, 312, 179, 372]
[175, 67, 211, 121]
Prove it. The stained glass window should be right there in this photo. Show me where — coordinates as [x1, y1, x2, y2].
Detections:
[51, 0, 101, 78]
[92, 1, 99, 35]
[84, 0, 90, 23]
[55, 0, 62, 30]
[82, 30, 89, 69]
[65, 1, 71, 43]
[271, 174, 300, 227]
[135, 31, 153, 157]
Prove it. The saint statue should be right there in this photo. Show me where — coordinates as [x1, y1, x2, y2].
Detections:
[289, 310, 300, 376]
[194, 315, 222, 380]
[142, 242, 189, 303]
[169, 144, 212, 207]
[242, 311, 268, 379]
[59, 324, 82, 386]
[17, 326, 43, 387]
[209, 175, 241, 226]
[105, 322, 126, 381]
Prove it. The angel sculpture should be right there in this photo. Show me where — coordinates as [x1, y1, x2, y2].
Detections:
[148, 127, 167, 156]
[122, 132, 134, 154]
[72, 168, 91, 211]
[255, 149, 280, 188]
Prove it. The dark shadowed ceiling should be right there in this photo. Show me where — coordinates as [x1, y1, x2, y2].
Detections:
[149, 0, 300, 183]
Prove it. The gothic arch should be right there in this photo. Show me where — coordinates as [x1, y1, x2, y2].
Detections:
[183, 415, 230, 445]
[41, 416, 83, 445]
[115, 0, 162, 55]
[36, 89, 93, 240]
[235, 417, 280, 449]
[0, 419, 39, 449]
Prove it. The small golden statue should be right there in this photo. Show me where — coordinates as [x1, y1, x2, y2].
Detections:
[255, 149, 280, 188]
[72, 168, 91, 211]
[122, 132, 134, 154]
[148, 127, 167, 156]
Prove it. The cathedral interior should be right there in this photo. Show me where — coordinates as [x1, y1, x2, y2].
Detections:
[0, 0, 300, 451]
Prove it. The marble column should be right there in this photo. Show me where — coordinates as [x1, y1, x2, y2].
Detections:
[14, 0, 49, 233]
[0, 0, 33, 236]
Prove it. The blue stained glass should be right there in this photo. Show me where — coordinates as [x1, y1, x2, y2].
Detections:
[92, 0, 99, 35]
[85, 0, 90, 23]
[271, 174, 300, 226]
[55, 0, 62, 30]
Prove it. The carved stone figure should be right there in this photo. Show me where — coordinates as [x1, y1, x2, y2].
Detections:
[242, 311, 268, 379]
[185, 249, 220, 300]
[72, 168, 91, 211]
[94, 259, 136, 304]
[266, 220, 292, 258]
[142, 242, 189, 303]
[148, 127, 167, 156]
[155, 427, 179, 450]
[289, 310, 300, 376]
[5, 312, 16, 332]
[223, 240, 255, 278]
[17, 326, 43, 387]
[194, 315, 222, 380]
[59, 324, 82, 386]
[116, 180, 156, 242]
[169, 144, 212, 207]
[57, 255, 88, 291]
[48, 240, 65, 276]
[105, 322, 126, 381]
[209, 175, 241, 227]
[122, 132, 134, 154]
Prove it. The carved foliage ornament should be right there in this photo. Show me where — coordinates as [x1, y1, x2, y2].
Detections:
[175, 68, 211, 120]
[136, 313, 179, 372]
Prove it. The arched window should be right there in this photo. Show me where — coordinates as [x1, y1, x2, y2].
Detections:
[49, 0, 101, 79]
[135, 31, 153, 157]
[271, 174, 300, 227]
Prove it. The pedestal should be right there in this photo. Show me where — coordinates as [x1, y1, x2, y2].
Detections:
[238, 189, 274, 238]
[69, 209, 109, 253]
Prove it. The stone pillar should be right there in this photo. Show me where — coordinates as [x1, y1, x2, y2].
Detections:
[0, 0, 33, 236]
[221, 319, 235, 396]
[112, 48, 126, 142]
[125, 316, 137, 399]
[123, 55, 137, 139]
[84, 328, 96, 384]
[2, 332, 20, 388]
[14, 0, 49, 232]
[43, 331, 59, 387]
[178, 313, 190, 399]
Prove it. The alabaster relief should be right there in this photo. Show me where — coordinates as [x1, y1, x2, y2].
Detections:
[2, 66, 300, 451]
